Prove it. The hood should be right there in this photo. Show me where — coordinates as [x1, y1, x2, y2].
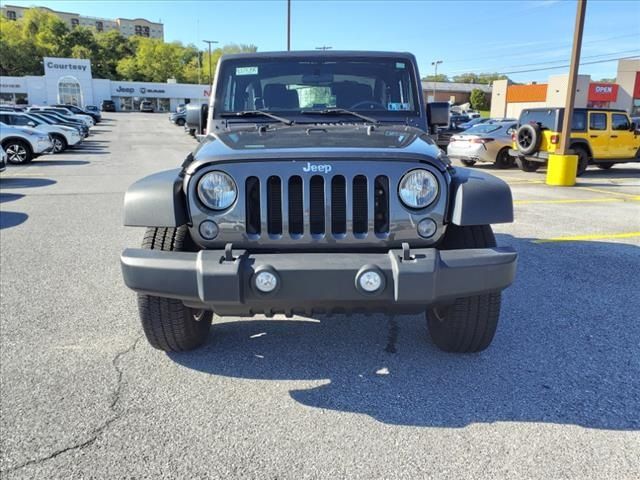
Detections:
[189, 124, 446, 172]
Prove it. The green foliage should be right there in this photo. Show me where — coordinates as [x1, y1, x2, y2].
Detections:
[0, 9, 257, 83]
[452, 72, 509, 84]
[422, 74, 449, 82]
[470, 88, 489, 111]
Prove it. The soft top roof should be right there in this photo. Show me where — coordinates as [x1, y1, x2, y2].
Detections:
[521, 107, 628, 114]
[219, 50, 416, 61]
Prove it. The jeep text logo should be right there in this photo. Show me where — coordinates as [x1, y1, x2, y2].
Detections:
[595, 86, 613, 94]
[116, 86, 135, 94]
[302, 162, 332, 173]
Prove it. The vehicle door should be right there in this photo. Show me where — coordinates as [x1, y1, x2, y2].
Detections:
[10, 114, 37, 129]
[610, 113, 637, 159]
[587, 111, 610, 159]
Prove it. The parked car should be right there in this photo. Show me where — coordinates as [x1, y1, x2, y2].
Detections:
[121, 50, 517, 355]
[176, 103, 187, 114]
[448, 121, 518, 168]
[0, 145, 6, 173]
[0, 111, 83, 153]
[169, 110, 186, 126]
[28, 107, 94, 128]
[511, 107, 640, 175]
[435, 120, 466, 150]
[101, 100, 116, 112]
[0, 122, 54, 164]
[140, 101, 155, 113]
[53, 103, 101, 123]
[27, 111, 89, 137]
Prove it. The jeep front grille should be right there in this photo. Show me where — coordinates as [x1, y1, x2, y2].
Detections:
[244, 174, 390, 238]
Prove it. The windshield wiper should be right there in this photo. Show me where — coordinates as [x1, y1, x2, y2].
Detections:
[221, 110, 293, 126]
[301, 108, 378, 124]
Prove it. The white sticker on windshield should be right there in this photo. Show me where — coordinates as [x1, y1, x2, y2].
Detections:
[388, 102, 411, 111]
[236, 66, 258, 76]
[396, 62, 406, 69]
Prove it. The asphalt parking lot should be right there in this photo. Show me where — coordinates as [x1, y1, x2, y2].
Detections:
[1, 113, 639, 479]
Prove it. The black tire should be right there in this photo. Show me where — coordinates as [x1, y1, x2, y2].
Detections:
[515, 156, 540, 172]
[427, 225, 501, 353]
[460, 159, 476, 167]
[596, 162, 614, 170]
[2, 139, 33, 164]
[176, 118, 185, 126]
[572, 146, 590, 177]
[51, 134, 67, 153]
[495, 147, 514, 169]
[137, 226, 213, 352]
[515, 123, 541, 155]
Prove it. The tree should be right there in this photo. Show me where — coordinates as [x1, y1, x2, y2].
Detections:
[470, 88, 488, 111]
[422, 74, 449, 82]
[93, 30, 136, 80]
[116, 38, 199, 82]
[453, 72, 509, 85]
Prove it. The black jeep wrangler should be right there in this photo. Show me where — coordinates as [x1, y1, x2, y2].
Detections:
[121, 51, 517, 353]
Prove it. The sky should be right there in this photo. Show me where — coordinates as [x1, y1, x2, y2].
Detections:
[6, 0, 640, 83]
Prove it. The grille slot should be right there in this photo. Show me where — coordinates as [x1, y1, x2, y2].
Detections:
[331, 176, 347, 235]
[245, 176, 261, 235]
[288, 176, 304, 235]
[374, 175, 390, 234]
[352, 175, 368, 234]
[267, 176, 282, 235]
[309, 175, 325, 235]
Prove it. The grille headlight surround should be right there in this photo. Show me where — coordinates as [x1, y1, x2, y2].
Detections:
[398, 169, 439, 209]
[197, 171, 237, 210]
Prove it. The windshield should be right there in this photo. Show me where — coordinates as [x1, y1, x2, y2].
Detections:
[216, 57, 420, 119]
[465, 124, 501, 134]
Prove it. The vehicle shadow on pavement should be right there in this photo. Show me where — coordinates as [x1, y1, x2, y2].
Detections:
[21, 160, 90, 167]
[0, 178, 56, 188]
[170, 235, 640, 430]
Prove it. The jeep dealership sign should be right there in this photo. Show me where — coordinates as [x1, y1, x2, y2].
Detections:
[588, 83, 619, 102]
[111, 82, 172, 97]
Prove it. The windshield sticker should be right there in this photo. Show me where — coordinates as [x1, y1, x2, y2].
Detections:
[388, 102, 411, 111]
[395, 62, 406, 69]
[236, 66, 258, 76]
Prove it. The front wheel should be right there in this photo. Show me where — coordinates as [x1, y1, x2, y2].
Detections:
[176, 118, 185, 126]
[51, 134, 67, 153]
[495, 148, 514, 169]
[137, 226, 213, 352]
[427, 225, 502, 353]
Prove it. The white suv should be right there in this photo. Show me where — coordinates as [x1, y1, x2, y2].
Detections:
[0, 111, 82, 153]
[0, 122, 54, 164]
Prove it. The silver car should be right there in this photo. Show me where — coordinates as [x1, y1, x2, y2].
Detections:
[447, 121, 518, 169]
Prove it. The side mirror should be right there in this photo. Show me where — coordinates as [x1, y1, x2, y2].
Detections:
[426, 102, 450, 133]
[27, 121, 36, 127]
[185, 103, 208, 135]
[630, 122, 636, 132]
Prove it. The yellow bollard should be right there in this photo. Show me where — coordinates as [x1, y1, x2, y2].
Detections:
[546, 153, 578, 186]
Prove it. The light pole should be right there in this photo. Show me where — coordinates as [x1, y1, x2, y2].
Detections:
[431, 60, 443, 101]
[287, 0, 291, 51]
[202, 40, 218, 86]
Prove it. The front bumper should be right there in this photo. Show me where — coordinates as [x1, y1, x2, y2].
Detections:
[121, 246, 517, 316]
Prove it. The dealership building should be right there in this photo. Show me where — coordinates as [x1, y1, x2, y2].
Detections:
[0, 57, 209, 112]
[491, 58, 640, 119]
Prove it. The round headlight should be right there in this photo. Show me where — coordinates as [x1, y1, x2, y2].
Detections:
[398, 169, 438, 209]
[197, 171, 237, 210]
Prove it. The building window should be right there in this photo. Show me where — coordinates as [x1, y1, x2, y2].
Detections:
[71, 18, 79, 27]
[134, 25, 142, 35]
[58, 76, 83, 107]
[95, 21, 103, 32]
[134, 25, 150, 37]
[6, 10, 17, 20]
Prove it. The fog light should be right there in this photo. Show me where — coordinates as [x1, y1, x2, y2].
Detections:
[358, 271, 383, 293]
[255, 271, 278, 293]
[417, 218, 437, 238]
[199, 220, 219, 240]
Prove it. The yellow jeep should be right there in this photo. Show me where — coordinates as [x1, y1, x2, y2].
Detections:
[510, 107, 640, 175]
